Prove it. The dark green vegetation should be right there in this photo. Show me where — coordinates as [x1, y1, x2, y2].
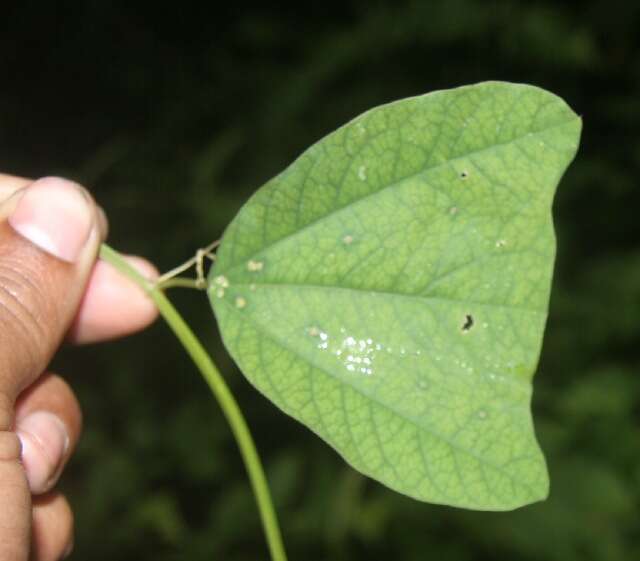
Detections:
[1, 2, 638, 560]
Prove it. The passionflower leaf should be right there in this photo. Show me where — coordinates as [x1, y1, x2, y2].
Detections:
[208, 81, 581, 510]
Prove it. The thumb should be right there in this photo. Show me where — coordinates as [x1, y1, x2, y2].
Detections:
[0, 177, 102, 561]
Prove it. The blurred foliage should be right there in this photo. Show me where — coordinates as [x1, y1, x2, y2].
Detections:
[1, 1, 639, 560]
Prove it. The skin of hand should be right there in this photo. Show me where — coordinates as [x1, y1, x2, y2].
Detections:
[0, 175, 159, 561]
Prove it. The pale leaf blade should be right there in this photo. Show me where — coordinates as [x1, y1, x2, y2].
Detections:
[209, 81, 581, 510]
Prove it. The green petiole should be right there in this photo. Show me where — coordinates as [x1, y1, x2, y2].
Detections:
[99, 243, 288, 561]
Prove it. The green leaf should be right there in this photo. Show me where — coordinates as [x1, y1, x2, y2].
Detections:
[208, 81, 581, 510]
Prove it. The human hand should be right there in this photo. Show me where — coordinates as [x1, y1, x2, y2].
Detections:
[0, 175, 158, 561]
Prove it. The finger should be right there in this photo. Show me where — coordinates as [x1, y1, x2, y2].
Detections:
[0, 429, 30, 561]
[0, 177, 100, 560]
[31, 492, 74, 561]
[14, 374, 81, 494]
[67, 255, 159, 344]
[0, 176, 103, 400]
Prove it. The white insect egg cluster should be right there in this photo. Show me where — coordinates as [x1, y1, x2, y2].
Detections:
[341, 336, 377, 375]
[319, 332, 329, 348]
[308, 327, 383, 376]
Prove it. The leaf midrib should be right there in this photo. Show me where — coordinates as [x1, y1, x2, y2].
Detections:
[227, 281, 547, 314]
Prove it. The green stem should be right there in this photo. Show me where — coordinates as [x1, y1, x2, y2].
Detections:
[155, 277, 205, 291]
[99, 243, 288, 561]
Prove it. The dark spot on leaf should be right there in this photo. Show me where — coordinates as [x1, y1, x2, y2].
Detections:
[462, 314, 474, 331]
[460, 170, 468, 179]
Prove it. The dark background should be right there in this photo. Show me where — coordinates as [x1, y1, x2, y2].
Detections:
[1, 1, 639, 560]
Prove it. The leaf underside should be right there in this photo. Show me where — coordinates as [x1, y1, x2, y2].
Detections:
[209, 81, 581, 510]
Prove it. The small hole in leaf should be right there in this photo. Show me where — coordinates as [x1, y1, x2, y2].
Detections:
[460, 170, 468, 179]
[461, 314, 474, 332]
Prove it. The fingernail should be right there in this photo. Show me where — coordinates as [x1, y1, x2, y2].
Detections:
[8, 177, 93, 263]
[17, 411, 69, 494]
